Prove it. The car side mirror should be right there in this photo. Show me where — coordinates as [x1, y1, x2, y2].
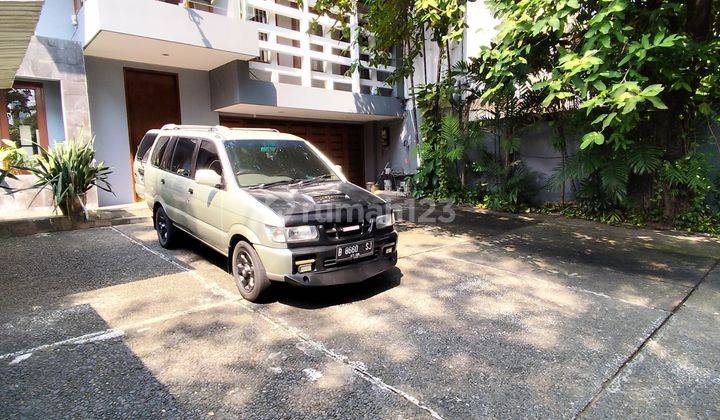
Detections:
[195, 169, 223, 188]
[334, 164, 343, 175]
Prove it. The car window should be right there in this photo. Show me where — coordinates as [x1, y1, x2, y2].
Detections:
[159, 137, 177, 171]
[169, 137, 197, 177]
[150, 136, 170, 167]
[136, 132, 157, 163]
[195, 140, 222, 177]
[224, 139, 338, 187]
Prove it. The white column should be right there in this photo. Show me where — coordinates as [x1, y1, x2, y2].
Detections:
[349, 7, 361, 93]
[299, 1, 312, 87]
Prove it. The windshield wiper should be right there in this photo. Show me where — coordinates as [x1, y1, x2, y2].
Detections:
[246, 179, 299, 190]
[291, 173, 334, 186]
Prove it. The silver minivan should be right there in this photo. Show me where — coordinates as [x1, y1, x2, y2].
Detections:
[135, 125, 398, 301]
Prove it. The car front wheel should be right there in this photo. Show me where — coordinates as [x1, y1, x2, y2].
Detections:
[232, 241, 270, 302]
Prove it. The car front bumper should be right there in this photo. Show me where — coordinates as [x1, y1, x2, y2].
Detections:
[255, 231, 398, 286]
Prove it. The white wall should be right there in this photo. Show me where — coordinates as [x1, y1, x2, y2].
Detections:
[465, 0, 499, 59]
[34, 0, 77, 40]
[85, 57, 220, 206]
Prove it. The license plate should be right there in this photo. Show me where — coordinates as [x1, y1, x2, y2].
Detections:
[336, 239, 374, 262]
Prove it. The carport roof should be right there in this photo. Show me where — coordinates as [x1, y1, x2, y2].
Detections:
[0, 0, 44, 89]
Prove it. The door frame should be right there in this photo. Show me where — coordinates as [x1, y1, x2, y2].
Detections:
[0, 81, 50, 150]
[123, 67, 181, 201]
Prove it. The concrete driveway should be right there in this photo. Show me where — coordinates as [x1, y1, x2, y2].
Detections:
[2, 206, 719, 418]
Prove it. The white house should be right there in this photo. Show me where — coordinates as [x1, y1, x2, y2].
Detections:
[3, 0, 495, 207]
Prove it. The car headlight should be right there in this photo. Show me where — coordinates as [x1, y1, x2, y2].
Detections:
[375, 213, 395, 230]
[266, 225, 319, 243]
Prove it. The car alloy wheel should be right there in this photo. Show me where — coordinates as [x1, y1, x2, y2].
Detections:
[156, 211, 169, 243]
[236, 250, 255, 292]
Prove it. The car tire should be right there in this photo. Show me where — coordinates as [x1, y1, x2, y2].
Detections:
[232, 240, 271, 302]
[155, 206, 178, 249]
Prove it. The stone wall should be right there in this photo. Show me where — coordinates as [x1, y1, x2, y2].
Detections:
[15, 36, 92, 141]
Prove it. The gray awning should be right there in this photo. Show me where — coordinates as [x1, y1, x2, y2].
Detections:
[0, 0, 44, 89]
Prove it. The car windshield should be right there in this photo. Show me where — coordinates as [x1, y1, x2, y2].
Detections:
[223, 139, 339, 188]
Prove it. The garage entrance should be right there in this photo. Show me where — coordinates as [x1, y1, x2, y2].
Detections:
[219, 117, 365, 186]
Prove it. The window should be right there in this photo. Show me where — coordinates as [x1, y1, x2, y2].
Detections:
[169, 137, 197, 177]
[195, 141, 222, 176]
[136, 132, 157, 163]
[151, 136, 170, 167]
[160, 137, 178, 171]
[0, 82, 48, 155]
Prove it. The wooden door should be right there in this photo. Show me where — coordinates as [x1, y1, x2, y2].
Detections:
[219, 117, 365, 185]
[124, 68, 181, 199]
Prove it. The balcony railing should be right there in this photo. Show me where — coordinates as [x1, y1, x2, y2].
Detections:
[245, 0, 396, 97]
[75, 0, 397, 97]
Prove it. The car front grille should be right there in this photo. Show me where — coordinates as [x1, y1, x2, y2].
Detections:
[321, 219, 374, 240]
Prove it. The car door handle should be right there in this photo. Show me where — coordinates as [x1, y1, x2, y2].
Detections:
[160, 178, 165, 184]
[188, 188, 193, 195]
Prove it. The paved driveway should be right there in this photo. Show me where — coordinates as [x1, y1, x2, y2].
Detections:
[1, 207, 719, 418]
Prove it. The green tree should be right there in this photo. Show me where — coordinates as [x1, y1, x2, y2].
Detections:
[476, 0, 720, 221]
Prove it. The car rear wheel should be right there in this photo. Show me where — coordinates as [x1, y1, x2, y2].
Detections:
[155, 206, 178, 249]
[232, 241, 270, 302]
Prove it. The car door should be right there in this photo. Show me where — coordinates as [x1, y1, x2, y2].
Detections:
[142, 135, 167, 202]
[186, 139, 226, 250]
[132, 131, 158, 201]
[163, 136, 198, 229]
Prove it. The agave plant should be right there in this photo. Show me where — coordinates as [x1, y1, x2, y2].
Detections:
[14, 136, 112, 221]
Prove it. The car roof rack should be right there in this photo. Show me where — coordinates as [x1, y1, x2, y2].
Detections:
[160, 124, 223, 131]
[228, 127, 279, 132]
[160, 124, 279, 133]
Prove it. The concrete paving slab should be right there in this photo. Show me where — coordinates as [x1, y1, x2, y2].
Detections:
[113, 223, 240, 297]
[395, 226, 471, 259]
[445, 241, 691, 311]
[699, 264, 720, 294]
[474, 221, 716, 288]
[397, 206, 541, 239]
[585, 288, 720, 418]
[255, 252, 668, 418]
[0, 227, 229, 355]
[1, 302, 430, 419]
[3, 210, 719, 418]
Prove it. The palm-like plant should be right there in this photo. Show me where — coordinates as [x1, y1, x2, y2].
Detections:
[14, 136, 112, 220]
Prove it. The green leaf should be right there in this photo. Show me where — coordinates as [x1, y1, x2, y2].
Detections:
[548, 16, 560, 30]
[622, 99, 637, 114]
[592, 113, 607, 125]
[593, 80, 607, 91]
[640, 84, 664, 97]
[541, 93, 556, 107]
[646, 95, 668, 109]
[580, 132, 605, 149]
[602, 112, 617, 130]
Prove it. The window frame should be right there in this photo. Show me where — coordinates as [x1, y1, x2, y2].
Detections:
[159, 137, 178, 171]
[150, 136, 171, 168]
[194, 139, 225, 189]
[135, 132, 158, 163]
[167, 136, 199, 178]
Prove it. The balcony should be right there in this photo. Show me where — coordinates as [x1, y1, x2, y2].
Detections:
[78, 0, 259, 71]
[245, 0, 398, 97]
[208, 0, 403, 121]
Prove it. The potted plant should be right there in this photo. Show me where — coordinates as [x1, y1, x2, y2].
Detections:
[13, 135, 113, 221]
[0, 139, 27, 185]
